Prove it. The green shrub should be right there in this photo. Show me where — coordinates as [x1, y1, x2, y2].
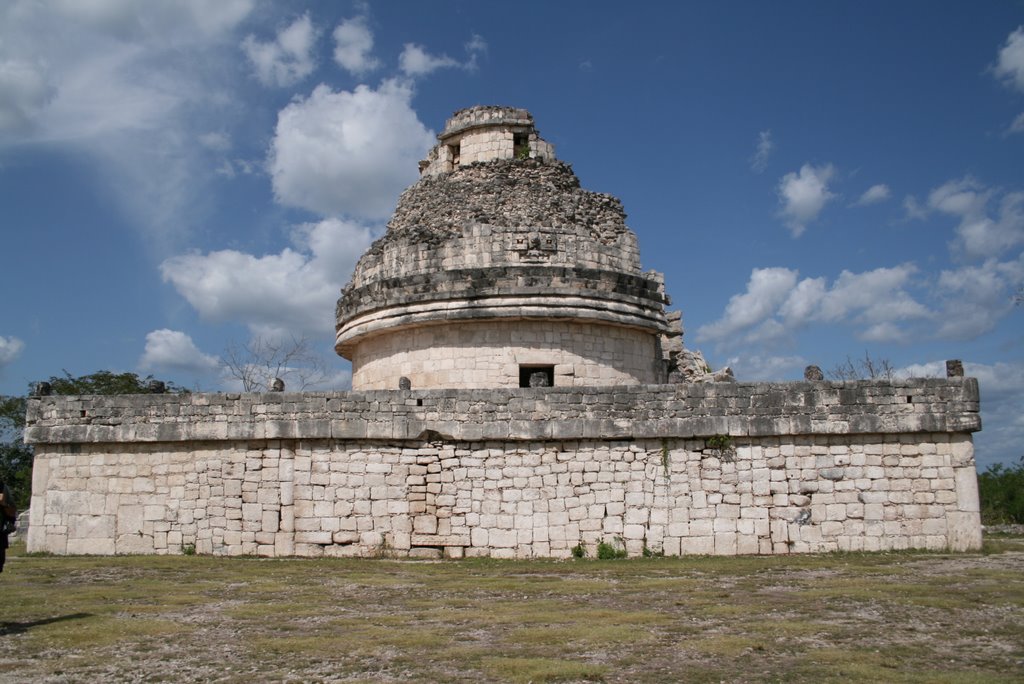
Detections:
[596, 539, 627, 560]
[978, 457, 1024, 525]
[570, 542, 586, 559]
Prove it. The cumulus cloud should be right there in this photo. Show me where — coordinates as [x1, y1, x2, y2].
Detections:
[0, 0, 253, 142]
[934, 253, 1024, 339]
[777, 163, 836, 237]
[160, 218, 375, 338]
[853, 183, 891, 206]
[139, 329, 220, 373]
[333, 14, 380, 76]
[749, 130, 773, 173]
[0, 0, 255, 246]
[993, 26, 1024, 92]
[926, 178, 1024, 260]
[696, 264, 930, 347]
[242, 13, 317, 87]
[695, 268, 799, 342]
[269, 80, 435, 219]
[398, 34, 487, 77]
[0, 335, 24, 367]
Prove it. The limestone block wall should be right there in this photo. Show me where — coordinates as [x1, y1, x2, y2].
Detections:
[349, 320, 663, 390]
[26, 434, 980, 559]
[450, 126, 554, 167]
[24, 379, 983, 558]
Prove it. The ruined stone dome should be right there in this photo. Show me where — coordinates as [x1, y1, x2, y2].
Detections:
[336, 106, 670, 390]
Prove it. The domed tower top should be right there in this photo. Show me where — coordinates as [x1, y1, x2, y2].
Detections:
[336, 106, 671, 390]
[418, 105, 556, 176]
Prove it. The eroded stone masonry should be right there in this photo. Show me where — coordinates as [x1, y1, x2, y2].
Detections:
[25, 106, 983, 557]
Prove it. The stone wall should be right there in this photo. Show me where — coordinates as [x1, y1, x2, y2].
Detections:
[345, 161, 642, 290]
[350, 320, 663, 390]
[24, 379, 983, 558]
[419, 106, 556, 176]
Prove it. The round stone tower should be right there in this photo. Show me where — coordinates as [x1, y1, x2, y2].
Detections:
[335, 105, 671, 390]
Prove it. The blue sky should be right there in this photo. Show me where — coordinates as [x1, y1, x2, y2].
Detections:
[0, 1, 1021, 469]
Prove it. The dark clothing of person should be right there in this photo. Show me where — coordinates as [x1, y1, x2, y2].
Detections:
[0, 483, 14, 573]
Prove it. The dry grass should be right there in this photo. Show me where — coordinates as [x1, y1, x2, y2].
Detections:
[1, 536, 1022, 683]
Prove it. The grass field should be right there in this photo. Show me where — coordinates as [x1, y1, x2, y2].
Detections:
[1, 537, 1022, 683]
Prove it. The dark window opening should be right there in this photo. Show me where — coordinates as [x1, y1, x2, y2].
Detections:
[519, 365, 554, 388]
[513, 132, 529, 159]
[448, 143, 461, 166]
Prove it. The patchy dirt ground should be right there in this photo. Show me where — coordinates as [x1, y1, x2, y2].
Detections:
[1, 538, 1022, 683]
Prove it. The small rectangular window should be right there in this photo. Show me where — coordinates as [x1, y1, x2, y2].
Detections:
[519, 365, 554, 388]
[513, 132, 529, 159]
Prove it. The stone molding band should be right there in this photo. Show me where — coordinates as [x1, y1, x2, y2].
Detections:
[25, 378, 981, 446]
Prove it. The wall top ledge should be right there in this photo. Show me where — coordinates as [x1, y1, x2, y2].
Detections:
[23, 378, 981, 445]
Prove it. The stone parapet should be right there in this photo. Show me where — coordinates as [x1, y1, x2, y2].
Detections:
[25, 378, 981, 446]
[438, 106, 534, 140]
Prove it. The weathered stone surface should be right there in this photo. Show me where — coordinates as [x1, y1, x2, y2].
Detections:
[335, 106, 671, 390]
[21, 106, 984, 561]
[25, 379, 981, 445]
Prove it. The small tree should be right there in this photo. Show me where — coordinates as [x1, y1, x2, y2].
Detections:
[978, 457, 1024, 525]
[43, 370, 188, 395]
[0, 396, 31, 509]
[827, 352, 896, 381]
[222, 335, 328, 392]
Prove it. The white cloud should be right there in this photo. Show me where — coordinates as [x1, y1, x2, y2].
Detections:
[0, 0, 255, 247]
[160, 218, 375, 337]
[0, 335, 24, 366]
[198, 132, 231, 151]
[993, 26, 1024, 92]
[47, 0, 254, 40]
[399, 44, 459, 76]
[398, 35, 486, 77]
[696, 268, 799, 342]
[809, 265, 929, 328]
[139, 329, 220, 373]
[242, 13, 317, 87]
[269, 79, 435, 219]
[696, 264, 930, 347]
[902, 195, 928, 221]
[777, 163, 836, 237]
[927, 178, 1024, 260]
[934, 254, 1024, 339]
[0, 58, 54, 134]
[749, 130, 773, 173]
[1008, 112, 1024, 134]
[332, 14, 380, 76]
[853, 183, 891, 206]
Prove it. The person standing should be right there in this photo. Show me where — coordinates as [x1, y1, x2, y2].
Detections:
[0, 480, 15, 573]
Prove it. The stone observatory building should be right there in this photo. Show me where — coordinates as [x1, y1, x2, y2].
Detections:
[24, 106, 983, 560]
[336, 106, 674, 391]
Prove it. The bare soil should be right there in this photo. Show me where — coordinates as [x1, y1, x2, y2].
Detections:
[1, 537, 1022, 683]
